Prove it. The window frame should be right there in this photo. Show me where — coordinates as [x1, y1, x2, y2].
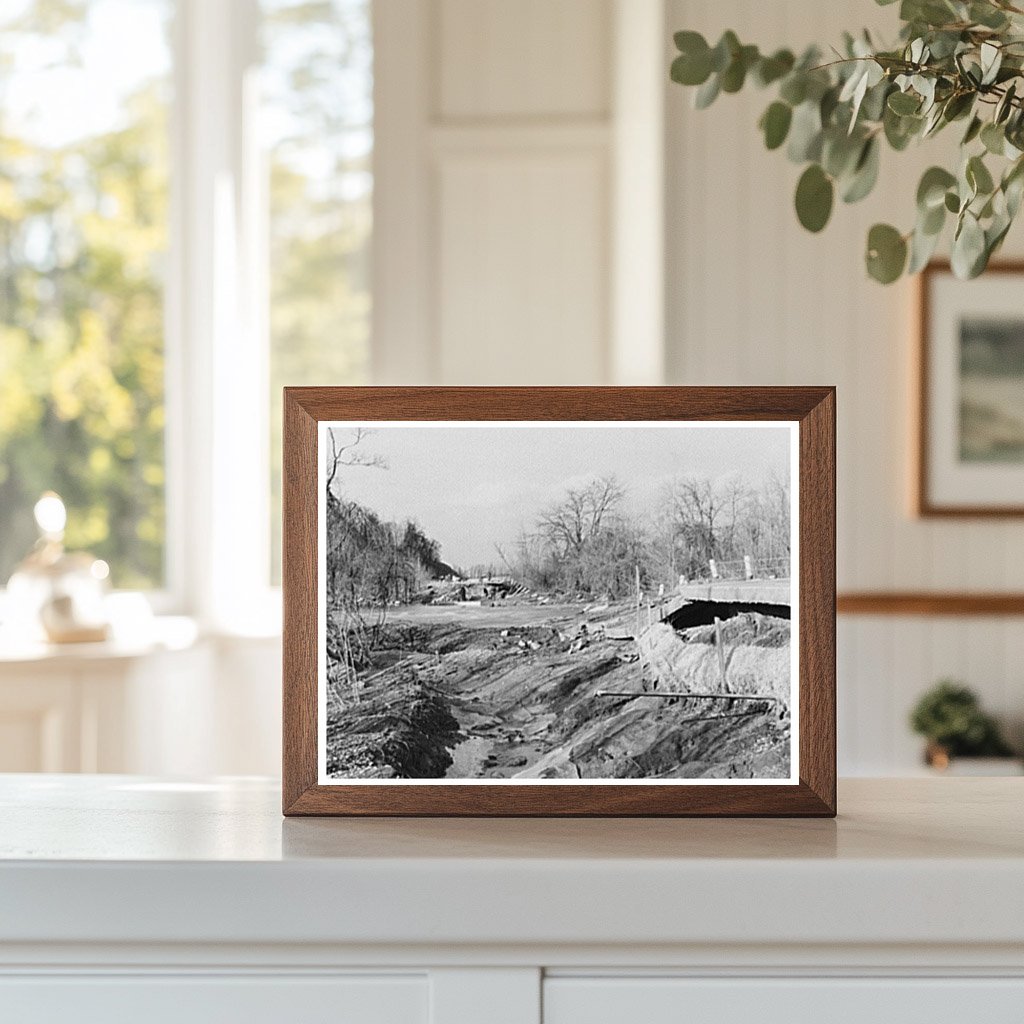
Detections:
[165, 0, 279, 632]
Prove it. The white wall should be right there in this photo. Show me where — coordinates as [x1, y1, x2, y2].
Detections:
[665, 0, 1024, 771]
[373, 0, 666, 386]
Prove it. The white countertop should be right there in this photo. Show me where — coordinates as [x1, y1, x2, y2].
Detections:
[1, 775, 1022, 950]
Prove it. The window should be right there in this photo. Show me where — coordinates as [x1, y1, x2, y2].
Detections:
[0, 0, 373, 614]
[262, 0, 373, 581]
[0, 0, 172, 589]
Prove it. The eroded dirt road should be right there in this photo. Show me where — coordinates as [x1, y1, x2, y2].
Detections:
[324, 601, 791, 780]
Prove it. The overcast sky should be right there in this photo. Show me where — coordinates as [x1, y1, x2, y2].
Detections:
[325, 424, 792, 569]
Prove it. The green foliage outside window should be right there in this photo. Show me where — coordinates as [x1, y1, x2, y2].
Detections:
[265, 0, 372, 583]
[0, 0, 373, 592]
[0, 0, 169, 588]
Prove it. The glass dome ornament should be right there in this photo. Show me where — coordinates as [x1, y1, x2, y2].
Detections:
[5, 493, 111, 644]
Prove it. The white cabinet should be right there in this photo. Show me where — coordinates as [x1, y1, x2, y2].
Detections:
[0, 640, 211, 773]
[544, 977, 1024, 1024]
[1, 777, 1022, 1024]
[0, 975, 427, 1024]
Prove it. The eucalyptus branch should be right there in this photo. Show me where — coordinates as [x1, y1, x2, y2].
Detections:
[670, 0, 1024, 282]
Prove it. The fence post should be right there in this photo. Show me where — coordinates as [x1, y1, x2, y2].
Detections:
[634, 564, 642, 638]
[709, 558, 719, 580]
[713, 616, 730, 694]
[744, 554, 753, 580]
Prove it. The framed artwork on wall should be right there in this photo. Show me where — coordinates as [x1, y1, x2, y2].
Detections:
[917, 261, 1024, 517]
[282, 387, 836, 816]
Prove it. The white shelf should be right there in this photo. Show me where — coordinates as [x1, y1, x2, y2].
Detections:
[1, 776, 1022, 950]
[2, 775, 1022, 1021]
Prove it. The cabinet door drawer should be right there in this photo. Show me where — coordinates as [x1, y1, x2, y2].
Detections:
[544, 977, 1024, 1024]
[0, 974, 427, 1024]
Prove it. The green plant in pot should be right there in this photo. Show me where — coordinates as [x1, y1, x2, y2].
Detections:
[670, 0, 1024, 283]
[909, 679, 1015, 768]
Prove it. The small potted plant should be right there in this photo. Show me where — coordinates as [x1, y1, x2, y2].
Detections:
[910, 680, 1020, 774]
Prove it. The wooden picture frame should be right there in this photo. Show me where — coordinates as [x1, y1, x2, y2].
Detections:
[916, 260, 1024, 517]
[283, 387, 836, 817]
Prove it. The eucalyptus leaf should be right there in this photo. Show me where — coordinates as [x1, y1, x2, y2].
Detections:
[908, 221, 942, 273]
[710, 31, 740, 73]
[779, 73, 807, 106]
[923, 101, 948, 136]
[820, 85, 841, 126]
[980, 42, 1003, 86]
[903, 0, 959, 28]
[914, 75, 937, 111]
[860, 79, 892, 122]
[795, 164, 834, 232]
[927, 30, 963, 60]
[917, 166, 957, 210]
[981, 121, 1006, 155]
[671, 51, 711, 87]
[888, 90, 921, 115]
[822, 128, 863, 178]
[721, 44, 759, 92]
[996, 82, 1017, 124]
[866, 223, 908, 283]
[951, 211, 987, 278]
[754, 49, 795, 87]
[962, 115, 983, 145]
[922, 199, 946, 234]
[970, 2, 1009, 30]
[942, 91, 974, 122]
[967, 154, 995, 195]
[842, 137, 881, 203]
[760, 102, 793, 150]
[1006, 174, 1024, 218]
[694, 73, 721, 109]
[1004, 158, 1024, 216]
[787, 101, 823, 162]
[884, 106, 922, 149]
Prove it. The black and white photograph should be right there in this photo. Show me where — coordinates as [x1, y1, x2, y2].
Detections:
[318, 421, 798, 785]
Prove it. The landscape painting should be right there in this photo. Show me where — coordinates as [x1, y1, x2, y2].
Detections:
[318, 422, 797, 785]
[959, 317, 1024, 463]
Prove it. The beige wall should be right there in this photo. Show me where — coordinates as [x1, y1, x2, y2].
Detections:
[373, 0, 620, 386]
[665, 0, 1024, 771]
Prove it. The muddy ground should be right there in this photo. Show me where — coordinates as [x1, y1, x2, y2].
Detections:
[324, 601, 791, 781]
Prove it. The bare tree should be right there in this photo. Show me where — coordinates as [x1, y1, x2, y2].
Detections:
[669, 477, 722, 568]
[326, 427, 387, 492]
[537, 476, 624, 556]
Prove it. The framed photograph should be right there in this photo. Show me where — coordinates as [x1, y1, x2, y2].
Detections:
[283, 387, 835, 816]
[917, 261, 1024, 516]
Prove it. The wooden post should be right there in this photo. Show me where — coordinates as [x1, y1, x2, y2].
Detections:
[634, 564, 642, 637]
[634, 564, 646, 689]
[714, 616, 729, 694]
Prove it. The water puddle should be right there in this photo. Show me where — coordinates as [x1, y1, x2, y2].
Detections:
[447, 735, 491, 777]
